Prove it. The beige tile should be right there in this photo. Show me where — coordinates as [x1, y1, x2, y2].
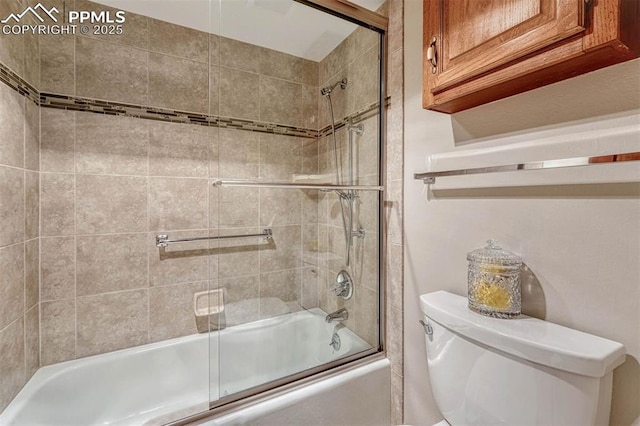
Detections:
[259, 76, 302, 127]
[390, 371, 404, 426]
[41, 237, 75, 301]
[260, 48, 318, 86]
[388, 0, 403, 54]
[216, 227, 261, 279]
[76, 174, 147, 234]
[260, 225, 302, 273]
[149, 121, 209, 177]
[0, 243, 24, 330]
[25, 170, 39, 240]
[149, 281, 209, 342]
[25, 305, 39, 379]
[259, 268, 302, 318]
[209, 65, 220, 116]
[259, 133, 303, 180]
[219, 37, 261, 73]
[301, 267, 319, 309]
[75, 0, 149, 49]
[76, 113, 148, 175]
[302, 189, 319, 224]
[40, 299, 76, 365]
[355, 285, 379, 347]
[218, 128, 259, 179]
[0, 0, 25, 77]
[149, 53, 208, 113]
[0, 319, 25, 413]
[149, 19, 208, 62]
[24, 238, 39, 310]
[302, 85, 319, 130]
[302, 138, 319, 175]
[212, 187, 259, 228]
[41, 173, 74, 237]
[40, 109, 75, 173]
[387, 305, 403, 374]
[149, 231, 209, 287]
[148, 178, 208, 231]
[76, 37, 148, 105]
[23, 30, 39, 89]
[259, 188, 302, 226]
[24, 100, 39, 171]
[209, 127, 219, 178]
[386, 97, 403, 181]
[209, 34, 219, 66]
[356, 115, 380, 182]
[76, 289, 149, 357]
[346, 46, 380, 116]
[386, 179, 402, 245]
[219, 67, 259, 120]
[302, 223, 319, 267]
[387, 242, 403, 311]
[0, 84, 24, 168]
[0, 166, 24, 247]
[40, 34, 75, 95]
[76, 234, 147, 296]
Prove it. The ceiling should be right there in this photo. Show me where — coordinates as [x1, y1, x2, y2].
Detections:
[92, 0, 385, 61]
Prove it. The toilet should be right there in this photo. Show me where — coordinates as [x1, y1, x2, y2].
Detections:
[417, 291, 626, 426]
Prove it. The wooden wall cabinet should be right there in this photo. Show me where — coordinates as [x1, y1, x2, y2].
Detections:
[422, 0, 640, 113]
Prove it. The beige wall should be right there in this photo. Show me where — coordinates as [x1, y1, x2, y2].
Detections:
[404, 1, 640, 424]
[0, 0, 40, 412]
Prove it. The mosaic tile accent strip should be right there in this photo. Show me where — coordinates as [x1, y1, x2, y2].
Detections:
[318, 101, 382, 138]
[0, 61, 318, 139]
[0, 63, 40, 106]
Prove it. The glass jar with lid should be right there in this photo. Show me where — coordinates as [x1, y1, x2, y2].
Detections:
[467, 239, 522, 318]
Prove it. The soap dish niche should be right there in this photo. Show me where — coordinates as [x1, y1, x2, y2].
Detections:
[194, 289, 224, 317]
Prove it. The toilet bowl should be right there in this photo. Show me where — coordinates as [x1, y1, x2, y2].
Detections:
[418, 291, 626, 426]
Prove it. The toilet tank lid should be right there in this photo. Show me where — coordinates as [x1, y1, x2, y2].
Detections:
[419, 291, 626, 378]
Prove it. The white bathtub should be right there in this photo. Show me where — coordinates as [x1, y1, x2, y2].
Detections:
[0, 308, 374, 426]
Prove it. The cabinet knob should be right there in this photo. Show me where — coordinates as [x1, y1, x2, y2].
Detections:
[427, 37, 437, 73]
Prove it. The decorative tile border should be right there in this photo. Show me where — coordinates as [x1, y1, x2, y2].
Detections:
[318, 101, 382, 138]
[0, 64, 39, 105]
[0, 61, 319, 139]
[0, 60, 382, 140]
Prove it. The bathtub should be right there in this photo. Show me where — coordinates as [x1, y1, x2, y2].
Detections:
[0, 308, 374, 426]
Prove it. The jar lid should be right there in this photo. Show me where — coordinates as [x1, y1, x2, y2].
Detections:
[467, 239, 522, 265]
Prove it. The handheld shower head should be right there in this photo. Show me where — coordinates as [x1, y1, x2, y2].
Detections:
[321, 78, 348, 96]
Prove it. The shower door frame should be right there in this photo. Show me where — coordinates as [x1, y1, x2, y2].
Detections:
[170, 2, 388, 424]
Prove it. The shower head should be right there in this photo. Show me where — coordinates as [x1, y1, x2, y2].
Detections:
[321, 78, 347, 96]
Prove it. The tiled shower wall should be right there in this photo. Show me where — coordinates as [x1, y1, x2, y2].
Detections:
[316, 25, 381, 347]
[37, 0, 323, 365]
[0, 0, 40, 412]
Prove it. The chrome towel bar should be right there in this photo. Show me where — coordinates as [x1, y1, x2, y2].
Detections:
[414, 152, 640, 184]
[212, 180, 383, 191]
[156, 228, 273, 248]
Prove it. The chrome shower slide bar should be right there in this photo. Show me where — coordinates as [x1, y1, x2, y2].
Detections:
[212, 180, 384, 191]
[414, 152, 640, 184]
[156, 228, 273, 248]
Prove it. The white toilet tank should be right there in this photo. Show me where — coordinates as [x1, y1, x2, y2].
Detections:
[420, 291, 626, 426]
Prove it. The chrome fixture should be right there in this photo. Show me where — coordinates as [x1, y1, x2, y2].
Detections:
[331, 270, 354, 300]
[329, 333, 341, 351]
[419, 319, 434, 337]
[321, 78, 347, 96]
[212, 180, 382, 191]
[322, 82, 367, 267]
[325, 308, 349, 323]
[156, 228, 273, 248]
[414, 151, 640, 184]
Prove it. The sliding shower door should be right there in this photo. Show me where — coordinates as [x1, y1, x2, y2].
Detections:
[208, 0, 384, 407]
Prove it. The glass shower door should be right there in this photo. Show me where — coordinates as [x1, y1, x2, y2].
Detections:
[208, 0, 383, 408]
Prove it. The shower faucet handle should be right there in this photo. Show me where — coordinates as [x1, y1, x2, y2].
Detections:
[330, 270, 354, 299]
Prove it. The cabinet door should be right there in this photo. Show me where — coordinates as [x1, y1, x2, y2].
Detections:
[424, 0, 587, 104]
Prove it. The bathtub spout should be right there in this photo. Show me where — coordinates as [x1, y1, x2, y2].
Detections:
[325, 308, 349, 323]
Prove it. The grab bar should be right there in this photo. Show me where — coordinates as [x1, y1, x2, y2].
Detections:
[414, 152, 640, 184]
[212, 180, 383, 191]
[156, 228, 273, 248]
